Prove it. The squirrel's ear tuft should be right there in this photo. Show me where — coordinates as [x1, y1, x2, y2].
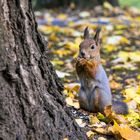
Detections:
[84, 27, 90, 39]
[94, 27, 101, 44]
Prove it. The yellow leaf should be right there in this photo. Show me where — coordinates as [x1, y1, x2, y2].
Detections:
[124, 87, 137, 97]
[120, 36, 130, 44]
[127, 110, 140, 121]
[86, 131, 95, 138]
[114, 30, 124, 35]
[65, 97, 73, 106]
[73, 101, 80, 109]
[64, 83, 80, 98]
[51, 59, 64, 66]
[79, 11, 90, 18]
[118, 51, 140, 63]
[65, 97, 80, 109]
[38, 26, 61, 34]
[64, 37, 82, 57]
[63, 138, 69, 140]
[137, 85, 140, 94]
[111, 121, 140, 140]
[57, 14, 67, 20]
[115, 24, 128, 30]
[64, 42, 78, 52]
[64, 83, 80, 93]
[97, 113, 106, 120]
[38, 25, 48, 34]
[53, 49, 71, 57]
[112, 63, 137, 71]
[63, 89, 76, 98]
[49, 33, 59, 42]
[72, 85, 80, 93]
[98, 137, 107, 140]
[134, 97, 140, 104]
[124, 87, 140, 104]
[104, 2, 113, 10]
[89, 115, 100, 125]
[92, 127, 110, 135]
[104, 44, 117, 52]
[126, 110, 140, 126]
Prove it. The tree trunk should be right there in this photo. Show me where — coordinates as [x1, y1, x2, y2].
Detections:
[0, 0, 87, 140]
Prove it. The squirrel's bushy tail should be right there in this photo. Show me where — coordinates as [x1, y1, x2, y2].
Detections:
[112, 101, 128, 115]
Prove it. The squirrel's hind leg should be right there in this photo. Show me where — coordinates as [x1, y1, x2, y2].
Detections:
[89, 87, 99, 112]
[78, 88, 90, 111]
[99, 89, 112, 113]
[91, 88, 112, 114]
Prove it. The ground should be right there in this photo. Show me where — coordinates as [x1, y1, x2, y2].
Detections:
[35, 3, 140, 139]
[120, 0, 140, 9]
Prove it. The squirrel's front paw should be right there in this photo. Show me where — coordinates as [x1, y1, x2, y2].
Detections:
[78, 58, 87, 65]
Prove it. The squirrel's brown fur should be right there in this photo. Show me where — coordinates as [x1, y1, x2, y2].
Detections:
[76, 58, 100, 78]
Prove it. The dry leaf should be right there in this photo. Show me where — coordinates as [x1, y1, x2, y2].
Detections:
[75, 119, 86, 127]
[86, 130, 95, 138]
[104, 105, 112, 117]
[89, 115, 100, 125]
[110, 81, 122, 90]
[98, 137, 107, 140]
[65, 97, 80, 109]
[111, 121, 140, 140]
[63, 137, 69, 140]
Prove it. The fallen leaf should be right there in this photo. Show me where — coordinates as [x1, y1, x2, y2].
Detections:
[89, 115, 100, 125]
[53, 49, 71, 57]
[79, 11, 90, 18]
[103, 44, 117, 52]
[65, 97, 80, 109]
[110, 80, 122, 90]
[118, 51, 140, 63]
[49, 33, 59, 42]
[98, 137, 107, 140]
[75, 118, 86, 127]
[56, 70, 70, 78]
[51, 59, 64, 66]
[111, 121, 140, 140]
[86, 130, 95, 138]
[63, 137, 69, 140]
[57, 14, 68, 20]
[104, 105, 112, 117]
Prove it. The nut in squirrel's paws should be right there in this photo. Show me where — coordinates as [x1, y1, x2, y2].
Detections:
[76, 57, 87, 66]
[76, 57, 95, 68]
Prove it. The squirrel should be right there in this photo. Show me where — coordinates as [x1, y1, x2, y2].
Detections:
[76, 27, 128, 115]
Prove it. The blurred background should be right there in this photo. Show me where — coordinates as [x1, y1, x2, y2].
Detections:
[32, 0, 140, 9]
[33, 0, 140, 129]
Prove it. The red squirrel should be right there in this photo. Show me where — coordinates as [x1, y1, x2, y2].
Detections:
[76, 27, 128, 115]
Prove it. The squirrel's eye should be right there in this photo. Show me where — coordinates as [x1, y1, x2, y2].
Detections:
[91, 45, 95, 50]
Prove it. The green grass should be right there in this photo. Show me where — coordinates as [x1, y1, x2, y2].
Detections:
[119, 0, 140, 9]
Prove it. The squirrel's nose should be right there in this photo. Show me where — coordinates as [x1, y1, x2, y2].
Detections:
[81, 52, 85, 57]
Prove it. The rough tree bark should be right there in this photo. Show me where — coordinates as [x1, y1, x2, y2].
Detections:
[0, 0, 87, 140]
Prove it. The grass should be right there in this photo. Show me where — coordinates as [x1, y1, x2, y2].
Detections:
[119, 0, 140, 9]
